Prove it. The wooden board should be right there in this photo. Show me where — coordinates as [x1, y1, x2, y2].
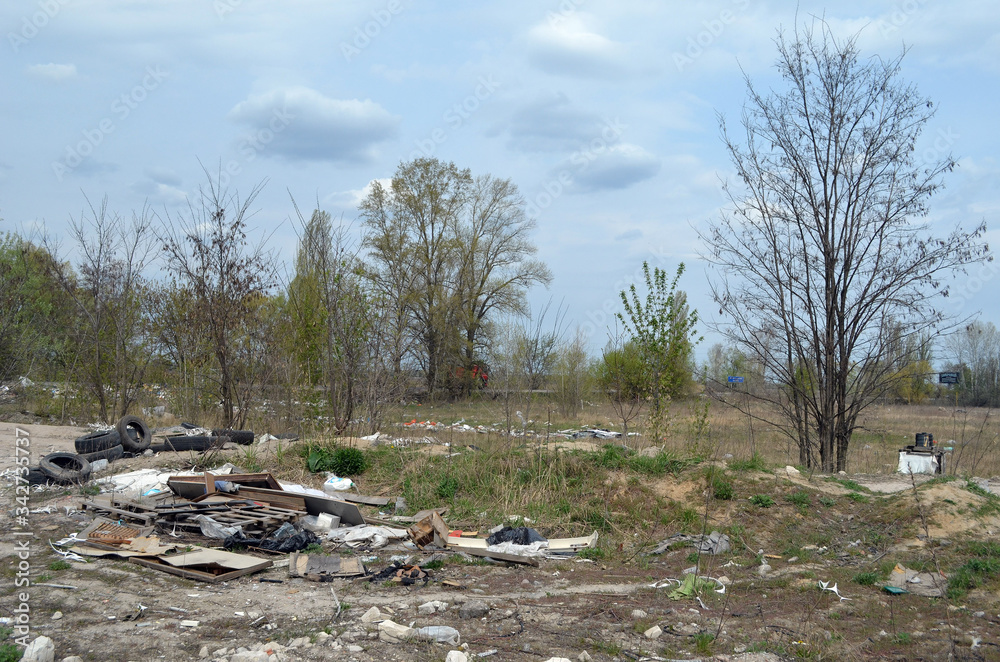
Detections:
[324, 492, 392, 506]
[457, 547, 539, 567]
[231, 487, 306, 512]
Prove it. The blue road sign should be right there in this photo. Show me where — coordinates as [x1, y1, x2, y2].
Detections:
[727, 376, 744, 383]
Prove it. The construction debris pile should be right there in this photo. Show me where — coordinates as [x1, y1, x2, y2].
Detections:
[48, 463, 598, 587]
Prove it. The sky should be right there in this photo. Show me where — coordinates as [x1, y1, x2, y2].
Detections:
[3, 0, 999, 365]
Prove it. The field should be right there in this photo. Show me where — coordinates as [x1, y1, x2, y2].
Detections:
[1, 399, 999, 661]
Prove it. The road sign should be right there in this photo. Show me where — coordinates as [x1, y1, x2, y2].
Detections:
[939, 372, 960, 384]
[727, 376, 744, 383]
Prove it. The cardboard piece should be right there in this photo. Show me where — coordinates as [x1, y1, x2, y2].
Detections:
[73, 536, 176, 558]
[130, 546, 272, 583]
[288, 553, 366, 580]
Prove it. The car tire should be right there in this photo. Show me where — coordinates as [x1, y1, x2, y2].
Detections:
[211, 429, 254, 445]
[74, 429, 121, 454]
[81, 443, 124, 464]
[116, 415, 151, 453]
[39, 452, 92, 484]
[160, 435, 229, 452]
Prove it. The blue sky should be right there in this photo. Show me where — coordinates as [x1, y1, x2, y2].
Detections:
[2, 0, 998, 364]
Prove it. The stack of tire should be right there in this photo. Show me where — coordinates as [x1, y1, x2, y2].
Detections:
[26, 415, 152, 486]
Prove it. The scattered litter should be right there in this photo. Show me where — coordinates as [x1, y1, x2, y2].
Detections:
[885, 564, 946, 597]
[417, 625, 461, 645]
[331, 525, 409, 549]
[323, 474, 354, 493]
[818, 580, 852, 602]
[649, 531, 731, 555]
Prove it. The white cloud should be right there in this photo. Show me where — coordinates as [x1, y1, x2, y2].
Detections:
[322, 177, 392, 210]
[227, 87, 400, 164]
[26, 63, 77, 81]
[525, 15, 629, 78]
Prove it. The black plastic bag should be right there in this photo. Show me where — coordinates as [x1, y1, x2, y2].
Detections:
[486, 526, 546, 546]
[224, 529, 319, 553]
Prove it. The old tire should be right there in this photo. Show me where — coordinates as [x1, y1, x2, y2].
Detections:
[81, 443, 124, 464]
[39, 452, 92, 484]
[117, 415, 151, 453]
[26, 467, 48, 485]
[211, 429, 254, 445]
[160, 435, 229, 452]
[74, 429, 121, 454]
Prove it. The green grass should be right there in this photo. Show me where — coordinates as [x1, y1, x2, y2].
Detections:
[750, 494, 775, 508]
[846, 492, 869, 503]
[47, 560, 71, 571]
[826, 477, 869, 492]
[693, 632, 715, 655]
[728, 453, 770, 472]
[947, 541, 1000, 599]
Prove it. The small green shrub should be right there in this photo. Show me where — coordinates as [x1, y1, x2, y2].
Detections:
[48, 560, 71, 571]
[436, 476, 459, 499]
[712, 479, 734, 501]
[750, 494, 775, 508]
[307, 446, 368, 476]
[786, 491, 811, 508]
[853, 571, 880, 586]
[846, 492, 869, 503]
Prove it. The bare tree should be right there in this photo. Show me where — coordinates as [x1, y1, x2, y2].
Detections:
[453, 175, 552, 394]
[701, 23, 989, 472]
[159, 171, 278, 427]
[46, 197, 157, 422]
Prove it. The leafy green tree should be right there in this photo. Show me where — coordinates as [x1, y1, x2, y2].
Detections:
[360, 158, 550, 398]
[616, 262, 700, 431]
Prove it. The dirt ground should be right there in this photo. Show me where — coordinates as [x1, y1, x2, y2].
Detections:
[2, 423, 1000, 661]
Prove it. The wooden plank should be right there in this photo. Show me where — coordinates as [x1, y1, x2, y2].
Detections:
[456, 547, 539, 567]
[82, 502, 155, 525]
[324, 492, 392, 506]
[243, 488, 364, 525]
[234, 488, 306, 512]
